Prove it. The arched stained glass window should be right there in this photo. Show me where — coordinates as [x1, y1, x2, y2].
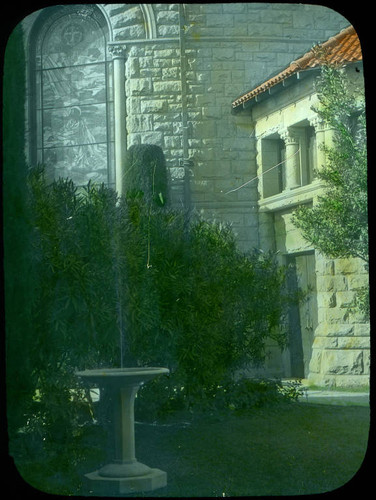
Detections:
[31, 5, 115, 188]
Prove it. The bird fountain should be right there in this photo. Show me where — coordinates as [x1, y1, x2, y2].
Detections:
[76, 366, 169, 495]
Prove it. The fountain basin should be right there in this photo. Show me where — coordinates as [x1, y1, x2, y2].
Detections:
[76, 366, 169, 494]
[76, 367, 169, 387]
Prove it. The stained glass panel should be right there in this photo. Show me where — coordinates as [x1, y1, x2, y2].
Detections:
[36, 8, 113, 187]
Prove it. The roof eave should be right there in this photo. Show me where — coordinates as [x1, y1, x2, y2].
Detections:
[231, 67, 321, 112]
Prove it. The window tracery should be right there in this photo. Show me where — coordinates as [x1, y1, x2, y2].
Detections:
[31, 5, 115, 188]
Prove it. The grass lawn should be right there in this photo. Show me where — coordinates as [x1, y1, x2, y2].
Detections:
[133, 402, 370, 497]
[12, 401, 370, 497]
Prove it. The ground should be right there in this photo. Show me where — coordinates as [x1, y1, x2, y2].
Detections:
[10, 396, 370, 497]
[132, 403, 369, 497]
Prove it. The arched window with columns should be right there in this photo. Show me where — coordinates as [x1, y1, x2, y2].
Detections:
[28, 5, 116, 189]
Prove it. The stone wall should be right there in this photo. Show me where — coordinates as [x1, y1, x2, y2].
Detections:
[310, 254, 370, 388]
[248, 51, 369, 387]
[22, 3, 351, 249]
[22, 4, 366, 386]
[101, 2, 349, 251]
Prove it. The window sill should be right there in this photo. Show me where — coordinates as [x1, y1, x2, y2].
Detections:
[258, 179, 325, 212]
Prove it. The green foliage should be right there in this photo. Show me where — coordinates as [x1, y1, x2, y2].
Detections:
[278, 379, 305, 402]
[20, 163, 293, 432]
[292, 61, 368, 317]
[9, 149, 294, 492]
[292, 63, 368, 263]
[122, 144, 169, 207]
[27, 167, 131, 371]
[128, 202, 292, 399]
[135, 377, 302, 421]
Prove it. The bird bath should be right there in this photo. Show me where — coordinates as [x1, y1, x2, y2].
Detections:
[76, 367, 169, 495]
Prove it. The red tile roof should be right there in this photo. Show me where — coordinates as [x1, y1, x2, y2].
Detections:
[232, 25, 362, 109]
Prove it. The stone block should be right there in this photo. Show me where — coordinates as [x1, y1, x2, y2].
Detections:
[129, 78, 152, 95]
[308, 350, 321, 373]
[191, 120, 216, 137]
[325, 307, 350, 324]
[126, 97, 141, 114]
[336, 291, 355, 309]
[211, 70, 232, 84]
[317, 292, 336, 309]
[162, 67, 179, 79]
[194, 93, 216, 107]
[153, 121, 173, 133]
[140, 68, 162, 78]
[140, 131, 164, 145]
[156, 10, 179, 23]
[140, 100, 167, 114]
[354, 323, 370, 337]
[129, 46, 145, 57]
[114, 24, 145, 40]
[111, 8, 142, 28]
[127, 57, 140, 78]
[212, 48, 235, 60]
[127, 133, 141, 146]
[237, 185, 256, 202]
[312, 337, 338, 349]
[158, 25, 180, 36]
[216, 121, 236, 138]
[164, 136, 182, 149]
[206, 13, 233, 27]
[348, 274, 369, 291]
[222, 137, 252, 151]
[231, 160, 253, 175]
[333, 374, 370, 388]
[248, 22, 283, 37]
[153, 58, 180, 69]
[152, 48, 178, 59]
[335, 258, 364, 275]
[321, 350, 364, 375]
[153, 81, 181, 94]
[336, 337, 370, 350]
[315, 322, 354, 338]
[138, 56, 153, 69]
[314, 255, 330, 274]
[316, 275, 348, 292]
[169, 166, 185, 180]
[127, 114, 153, 133]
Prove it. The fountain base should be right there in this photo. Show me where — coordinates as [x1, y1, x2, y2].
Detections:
[85, 468, 167, 495]
[76, 368, 170, 495]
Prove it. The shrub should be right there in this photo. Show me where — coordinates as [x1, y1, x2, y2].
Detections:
[126, 201, 293, 400]
[135, 377, 302, 421]
[24, 162, 295, 420]
[11, 158, 295, 489]
[122, 144, 169, 207]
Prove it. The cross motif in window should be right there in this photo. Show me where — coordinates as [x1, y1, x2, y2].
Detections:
[62, 23, 84, 47]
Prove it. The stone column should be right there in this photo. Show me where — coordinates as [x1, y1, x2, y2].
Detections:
[109, 44, 127, 197]
[280, 129, 301, 190]
[309, 117, 327, 175]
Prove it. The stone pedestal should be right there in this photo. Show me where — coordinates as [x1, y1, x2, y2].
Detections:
[76, 367, 169, 495]
[85, 468, 167, 495]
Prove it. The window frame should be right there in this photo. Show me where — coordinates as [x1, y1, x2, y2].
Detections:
[27, 5, 115, 188]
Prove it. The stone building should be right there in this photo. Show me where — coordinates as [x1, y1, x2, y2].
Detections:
[20, 4, 368, 387]
[231, 25, 369, 387]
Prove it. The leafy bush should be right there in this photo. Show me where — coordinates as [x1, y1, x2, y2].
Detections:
[10, 157, 295, 492]
[122, 144, 169, 207]
[26, 161, 294, 407]
[135, 377, 302, 421]
[137, 209, 293, 399]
